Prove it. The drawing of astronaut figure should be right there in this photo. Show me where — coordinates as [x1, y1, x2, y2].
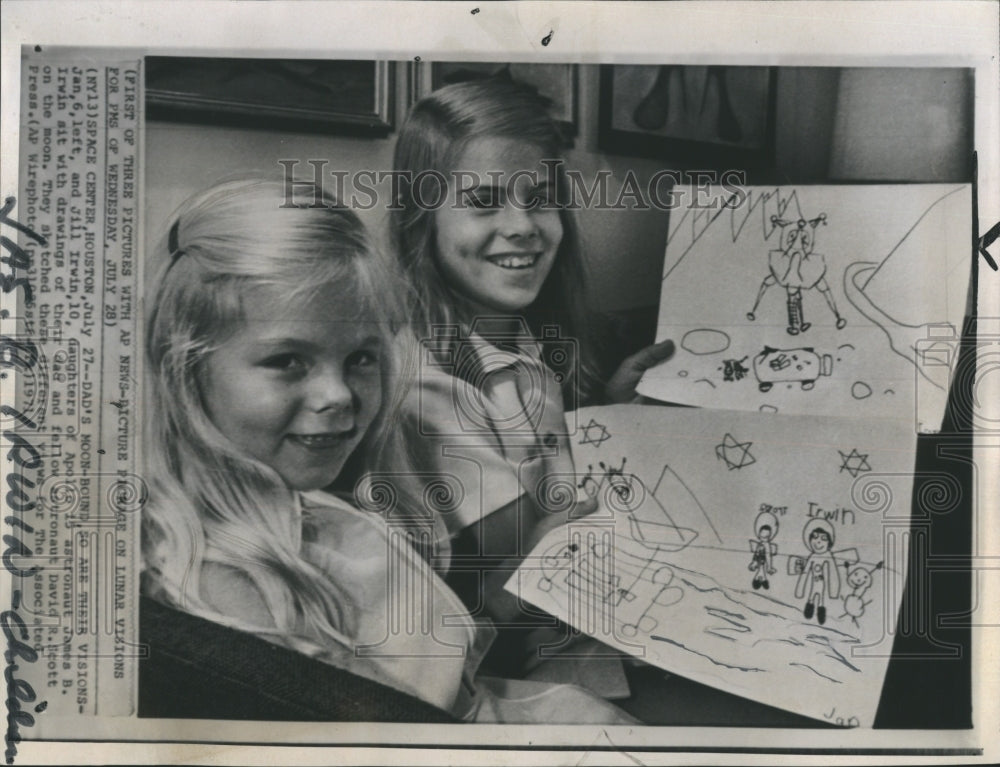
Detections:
[794, 519, 842, 625]
[841, 561, 883, 627]
[747, 213, 848, 335]
[748, 510, 778, 590]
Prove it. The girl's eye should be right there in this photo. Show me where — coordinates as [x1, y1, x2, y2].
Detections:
[345, 349, 379, 370]
[469, 190, 502, 210]
[259, 354, 306, 372]
[529, 186, 559, 208]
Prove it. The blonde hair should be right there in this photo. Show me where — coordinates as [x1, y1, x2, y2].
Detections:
[142, 177, 421, 649]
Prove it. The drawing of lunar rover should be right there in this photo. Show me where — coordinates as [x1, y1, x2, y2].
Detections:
[532, 469, 705, 640]
[753, 346, 833, 392]
[537, 535, 684, 639]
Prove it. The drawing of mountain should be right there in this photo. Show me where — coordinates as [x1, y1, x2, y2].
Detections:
[855, 187, 968, 328]
[648, 464, 722, 545]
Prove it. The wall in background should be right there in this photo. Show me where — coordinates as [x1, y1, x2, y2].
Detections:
[828, 68, 973, 182]
[144, 64, 971, 312]
[144, 124, 396, 273]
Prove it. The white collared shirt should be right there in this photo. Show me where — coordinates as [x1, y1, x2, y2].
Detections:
[404, 329, 577, 537]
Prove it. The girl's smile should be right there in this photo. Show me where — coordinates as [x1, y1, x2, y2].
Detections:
[434, 136, 563, 314]
[484, 251, 543, 270]
[201, 284, 382, 491]
[287, 431, 357, 449]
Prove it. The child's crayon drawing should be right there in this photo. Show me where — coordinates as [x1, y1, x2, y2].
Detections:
[637, 185, 971, 433]
[509, 405, 918, 726]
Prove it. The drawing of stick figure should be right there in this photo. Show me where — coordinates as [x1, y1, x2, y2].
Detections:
[577, 465, 600, 499]
[794, 519, 841, 625]
[748, 510, 778, 590]
[600, 458, 629, 500]
[841, 561, 883, 627]
[747, 214, 847, 335]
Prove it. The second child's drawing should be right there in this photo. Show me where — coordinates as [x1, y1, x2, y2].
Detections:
[510, 405, 918, 726]
[637, 184, 971, 432]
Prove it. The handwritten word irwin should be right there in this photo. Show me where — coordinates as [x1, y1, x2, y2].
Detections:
[807, 501, 856, 526]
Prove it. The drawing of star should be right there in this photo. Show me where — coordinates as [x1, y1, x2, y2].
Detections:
[715, 433, 756, 470]
[579, 418, 611, 447]
[838, 448, 871, 478]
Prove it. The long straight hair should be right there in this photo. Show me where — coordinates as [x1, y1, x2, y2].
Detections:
[391, 77, 601, 401]
[142, 178, 422, 650]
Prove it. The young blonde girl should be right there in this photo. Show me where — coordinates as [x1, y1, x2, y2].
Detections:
[141, 177, 632, 723]
[391, 78, 674, 629]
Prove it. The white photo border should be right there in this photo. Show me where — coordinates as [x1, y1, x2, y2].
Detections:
[2, 1, 998, 765]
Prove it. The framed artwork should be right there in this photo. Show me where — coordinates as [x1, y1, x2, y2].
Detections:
[599, 65, 777, 168]
[411, 61, 578, 138]
[145, 57, 394, 135]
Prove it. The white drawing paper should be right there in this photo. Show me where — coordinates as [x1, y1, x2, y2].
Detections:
[508, 405, 918, 726]
[636, 185, 971, 433]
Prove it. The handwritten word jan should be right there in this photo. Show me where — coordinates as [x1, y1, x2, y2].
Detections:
[824, 706, 860, 728]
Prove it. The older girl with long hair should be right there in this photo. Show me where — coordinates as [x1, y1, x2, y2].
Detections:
[391, 78, 674, 630]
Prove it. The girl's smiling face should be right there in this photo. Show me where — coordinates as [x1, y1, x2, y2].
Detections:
[433, 136, 563, 314]
[201, 284, 382, 491]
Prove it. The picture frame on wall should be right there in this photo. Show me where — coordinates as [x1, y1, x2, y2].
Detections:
[598, 64, 777, 168]
[411, 61, 578, 139]
[145, 57, 395, 135]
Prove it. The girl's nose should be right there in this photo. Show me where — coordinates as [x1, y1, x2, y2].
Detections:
[309, 367, 354, 418]
[499, 203, 540, 240]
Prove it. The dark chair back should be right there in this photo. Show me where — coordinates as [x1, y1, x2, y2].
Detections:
[138, 596, 459, 723]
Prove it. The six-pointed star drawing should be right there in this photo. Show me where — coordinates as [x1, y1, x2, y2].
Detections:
[838, 448, 872, 477]
[715, 433, 756, 470]
[579, 418, 611, 447]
